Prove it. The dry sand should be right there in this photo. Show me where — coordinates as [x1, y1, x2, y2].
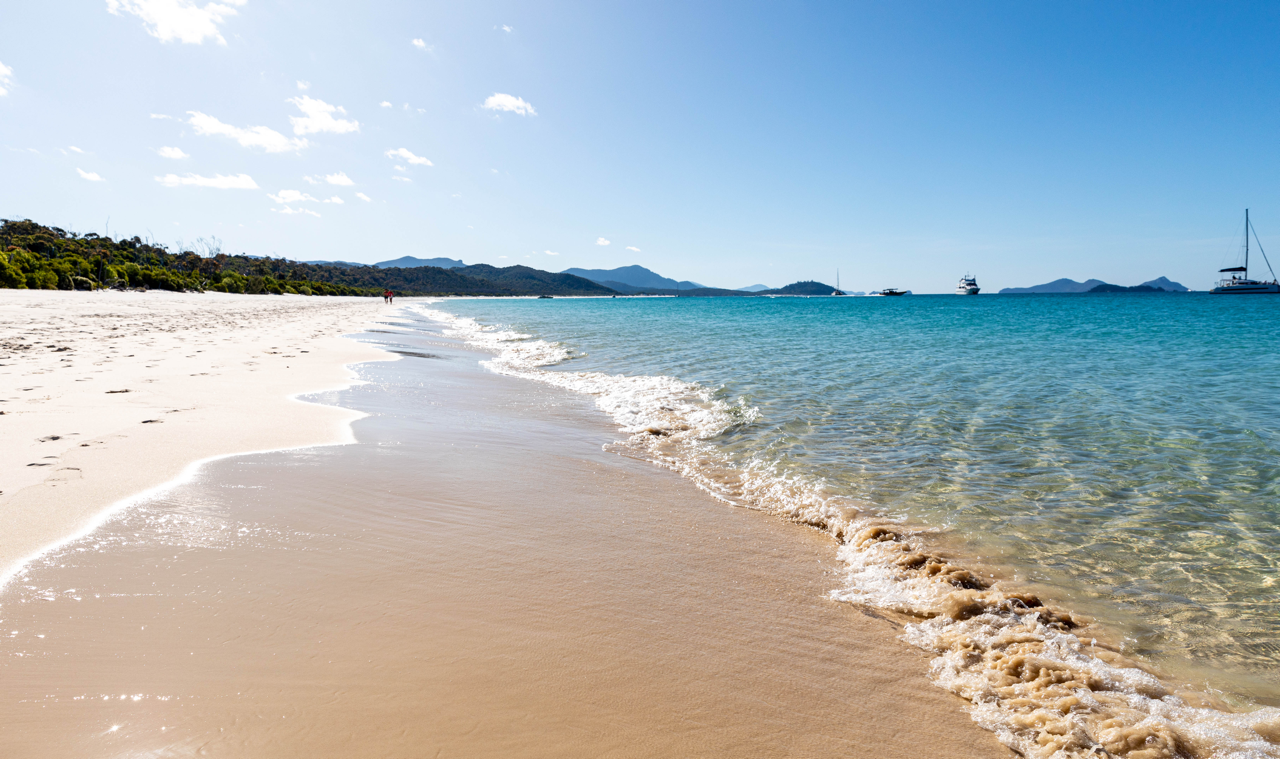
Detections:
[0, 289, 391, 586]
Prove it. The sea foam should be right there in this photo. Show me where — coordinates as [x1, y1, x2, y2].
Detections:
[416, 303, 1280, 759]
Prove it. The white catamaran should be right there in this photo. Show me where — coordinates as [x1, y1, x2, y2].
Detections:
[1212, 209, 1280, 294]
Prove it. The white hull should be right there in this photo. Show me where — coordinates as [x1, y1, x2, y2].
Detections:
[955, 286, 980, 295]
[1211, 282, 1280, 294]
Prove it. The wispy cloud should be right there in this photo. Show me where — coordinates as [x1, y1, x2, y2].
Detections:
[596, 237, 610, 246]
[626, 246, 641, 252]
[77, 168, 105, 182]
[501, 25, 513, 32]
[356, 192, 372, 202]
[379, 101, 392, 108]
[322, 171, 353, 185]
[545, 250, 558, 256]
[323, 196, 344, 204]
[483, 93, 536, 116]
[287, 96, 359, 135]
[385, 147, 432, 166]
[157, 146, 189, 159]
[392, 176, 412, 182]
[156, 172, 257, 189]
[0, 61, 12, 96]
[411, 38, 431, 51]
[296, 80, 309, 91]
[149, 113, 172, 120]
[267, 189, 318, 204]
[273, 206, 320, 217]
[105, 0, 247, 45]
[188, 111, 307, 153]
[68, 146, 85, 154]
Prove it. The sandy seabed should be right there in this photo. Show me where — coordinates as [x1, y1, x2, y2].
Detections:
[0, 291, 1010, 758]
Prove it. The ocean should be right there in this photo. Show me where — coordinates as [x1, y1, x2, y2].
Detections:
[422, 292, 1280, 758]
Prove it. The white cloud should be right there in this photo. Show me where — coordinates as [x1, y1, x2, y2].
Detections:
[385, 147, 432, 166]
[596, 237, 610, 246]
[501, 25, 512, 32]
[392, 176, 412, 182]
[379, 101, 392, 108]
[267, 189, 318, 204]
[411, 38, 431, 51]
[0, 61, 13, 96]
[77, 168, 105, 182]
[68, 146, 85, 154]
[188, 111, 307, 153]
[626, 246, 641, 252]
[304, 171, 354, 186]
[287, 96, 359, 135]
[296, 80, 309, 90]
[545, 250, 558, 256]
[273, 206, 321, 217]
[356, 192, 371, 202]
[323, 196, 344, 204]
[105, 0, 247, 46]
[155, 172, 257, 189]
[149, 113, 172, 119]
[394, 165, 406, 172]
[157, 146, 189, 158]
[483, 93, 536, 116]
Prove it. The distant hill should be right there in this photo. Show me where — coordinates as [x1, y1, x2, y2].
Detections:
[304, 260, 368, 268]
[375, 255, 465, 269]
[999, 278, 1108, 294]
[1139, 277, 1189, 292]
[737, 284, 772, 292]
[1001, 276, 1189, 294]
[563, 265, 705, 290]
[762, 281, 838, 295]
[455, 264, 615, 295]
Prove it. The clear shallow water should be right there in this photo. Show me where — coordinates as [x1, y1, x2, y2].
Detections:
[429, 294, 1280, 699]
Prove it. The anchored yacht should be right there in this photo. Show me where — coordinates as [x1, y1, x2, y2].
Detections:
[1212, 209, 1280, 294]
[955, 274, 980, 295]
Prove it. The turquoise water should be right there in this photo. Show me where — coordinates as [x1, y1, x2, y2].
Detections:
[429, 293, 1280, 698]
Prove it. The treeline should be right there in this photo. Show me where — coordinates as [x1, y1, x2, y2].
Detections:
[0, 219, 375, 296]
[0, 219, 617, 297]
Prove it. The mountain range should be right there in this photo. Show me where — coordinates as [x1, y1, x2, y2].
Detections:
[561, 265, 707, 290]
[999, 276, 1189, 294]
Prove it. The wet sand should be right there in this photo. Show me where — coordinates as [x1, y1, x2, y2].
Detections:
[0, 314, 1011, 758]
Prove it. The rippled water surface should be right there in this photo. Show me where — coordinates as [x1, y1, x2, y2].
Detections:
[432, 293, 1280, 696]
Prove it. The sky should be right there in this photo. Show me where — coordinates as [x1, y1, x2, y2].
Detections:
[4, 1, 1280, 293]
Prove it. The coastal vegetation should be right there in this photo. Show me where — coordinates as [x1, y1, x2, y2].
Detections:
[0, 219, 611, 297]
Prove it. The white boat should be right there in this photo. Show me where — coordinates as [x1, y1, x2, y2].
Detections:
[955, 274, 980, 295]
[832, 269, 845, 296]
[1212, 209, 1280, 294]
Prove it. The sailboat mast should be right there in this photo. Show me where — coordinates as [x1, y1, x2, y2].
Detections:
[1246, 208, 1250, 276]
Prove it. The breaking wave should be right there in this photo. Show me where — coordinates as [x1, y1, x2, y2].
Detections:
[414, 303, 1280, 759]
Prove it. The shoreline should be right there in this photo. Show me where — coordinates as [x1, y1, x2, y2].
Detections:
[0, 289, 393, 588]
[0, 307, 1016, 758]
[418, 299, 1280, 759]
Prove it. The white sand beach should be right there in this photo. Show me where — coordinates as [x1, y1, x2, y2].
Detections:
[0, 290, 391, 586]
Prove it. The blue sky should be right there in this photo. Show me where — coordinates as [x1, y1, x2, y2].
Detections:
[3, 1, 1280, 292]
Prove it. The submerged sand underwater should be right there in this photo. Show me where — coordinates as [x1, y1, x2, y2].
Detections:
[0, 311, 1010, 758]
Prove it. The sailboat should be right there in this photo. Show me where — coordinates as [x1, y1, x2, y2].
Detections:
[832, 269, 845, 296]
[1212, 209, 1280, 294]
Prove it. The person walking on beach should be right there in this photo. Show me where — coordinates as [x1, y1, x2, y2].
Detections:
[387, 290, 394, 304]
[383, 289, 390, 304]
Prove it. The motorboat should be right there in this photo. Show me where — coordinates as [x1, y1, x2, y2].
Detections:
[955, 274, 980, 295]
